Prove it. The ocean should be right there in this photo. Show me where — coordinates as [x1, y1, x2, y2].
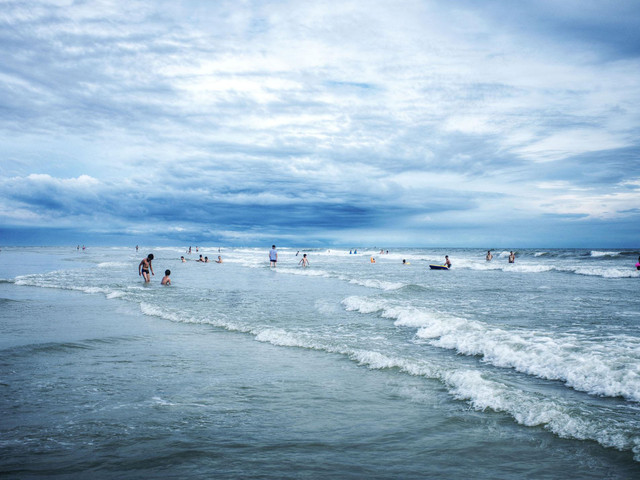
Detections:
[1, 246, 639, 479]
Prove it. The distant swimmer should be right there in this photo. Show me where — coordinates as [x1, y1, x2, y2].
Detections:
[136, 245, 139, 252]
[161, 269, 171, 285]
[298, 253, 309, 267]
[636, 256, 640, 270]
[370, 257, 376, 263]
[204, 256, 209, 263]
[269, 245, 278, 267]
[509, 251, 515, 263]
[216, 256, 223, 263]
[296, 251, 299, 256]
[181, 256, 186, 262]
[139, 254, 154, 282]
[486, 250, 492, 261]
[197, 255, 204, 262]
[402, 259, 410, 265]
[444, 255, 451, 268]
[349, 250, 352, 254]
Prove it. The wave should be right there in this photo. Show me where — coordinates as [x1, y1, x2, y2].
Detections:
[97, 262, 130, 268]
[348, 278, 405, 291]
[590, 251, 622, 258]
[451, 260, 639, 278]
[342, 296, 640, 403]
[252, 325, 639, 461]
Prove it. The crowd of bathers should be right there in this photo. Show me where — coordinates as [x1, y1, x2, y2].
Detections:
[137, 248, 640, 284]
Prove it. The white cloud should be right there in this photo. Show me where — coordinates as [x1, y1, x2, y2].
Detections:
[1, 0, 639, 244]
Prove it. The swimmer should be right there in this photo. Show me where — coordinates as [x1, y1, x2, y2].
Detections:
[370, 257, 376, 263]
[138, 254, 154, 282]
[636, 255, 640, 270]
[216, 256, 223, 263]
[486, 250, 492, 261]
[444, 255, 451, 268]
[298, 253, 309, 267]
[402, 259, 410, 265]
[197, 255, 204, 262]
[204, 256, 209, 263]
[181, 256, 186, 262]
[161, 269, 171, 285]
[509, 251, 515, 263]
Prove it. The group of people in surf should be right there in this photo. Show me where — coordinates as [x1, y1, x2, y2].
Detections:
[138, 249, 640, 284]
[138, 249, 224, 285]
[138, 254, 171, 285]
[485, 250, 515, 263]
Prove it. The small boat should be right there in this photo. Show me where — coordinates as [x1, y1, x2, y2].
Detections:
[429, 264, 450, 270]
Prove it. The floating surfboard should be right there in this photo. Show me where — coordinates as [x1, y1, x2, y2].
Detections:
[429, 264, 450, 270]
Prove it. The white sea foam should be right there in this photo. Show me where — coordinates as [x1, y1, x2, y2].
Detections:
[344, 296, 640, 402]
[97, 262, 129, 268]
[569, 266, 640, 278]
[283, 268, 333, 278]
[348, 278, 405, 291]
[590, 250, 621, 257]
[106, 291, 126, 299]
[257, 330, 640, 457]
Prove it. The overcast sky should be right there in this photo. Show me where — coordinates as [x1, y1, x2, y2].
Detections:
[1, 0, 639, 247]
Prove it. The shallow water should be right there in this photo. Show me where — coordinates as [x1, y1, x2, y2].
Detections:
[1, 246, 639, 478]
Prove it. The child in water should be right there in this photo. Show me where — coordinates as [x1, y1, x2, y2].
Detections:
[298, 253, 309, 267]
[161, 269, 171, 285]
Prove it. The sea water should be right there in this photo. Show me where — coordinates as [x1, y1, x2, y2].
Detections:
[1, 246, 639, 478]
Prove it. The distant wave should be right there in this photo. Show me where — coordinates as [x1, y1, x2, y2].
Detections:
[590, 251, 621, 258]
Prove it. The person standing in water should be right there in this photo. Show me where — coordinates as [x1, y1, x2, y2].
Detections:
[636, 256, 640, 270]
[486, 250, 492, 261]
[298, 253, 309, 267]
[269, 245, 278, 267]
[161, 269, 171, 285]
[444, 255, 451, 268]
[509, 251, 515, 263]
[139, 254, 154, 282]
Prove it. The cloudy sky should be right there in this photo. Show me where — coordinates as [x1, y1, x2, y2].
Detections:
[1, 0, 639, 247]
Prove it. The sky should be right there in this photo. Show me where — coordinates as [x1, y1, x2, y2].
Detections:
[1, 0, 639, 247]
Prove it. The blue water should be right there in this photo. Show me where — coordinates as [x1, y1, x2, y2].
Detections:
[1, 246, 639, 478]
